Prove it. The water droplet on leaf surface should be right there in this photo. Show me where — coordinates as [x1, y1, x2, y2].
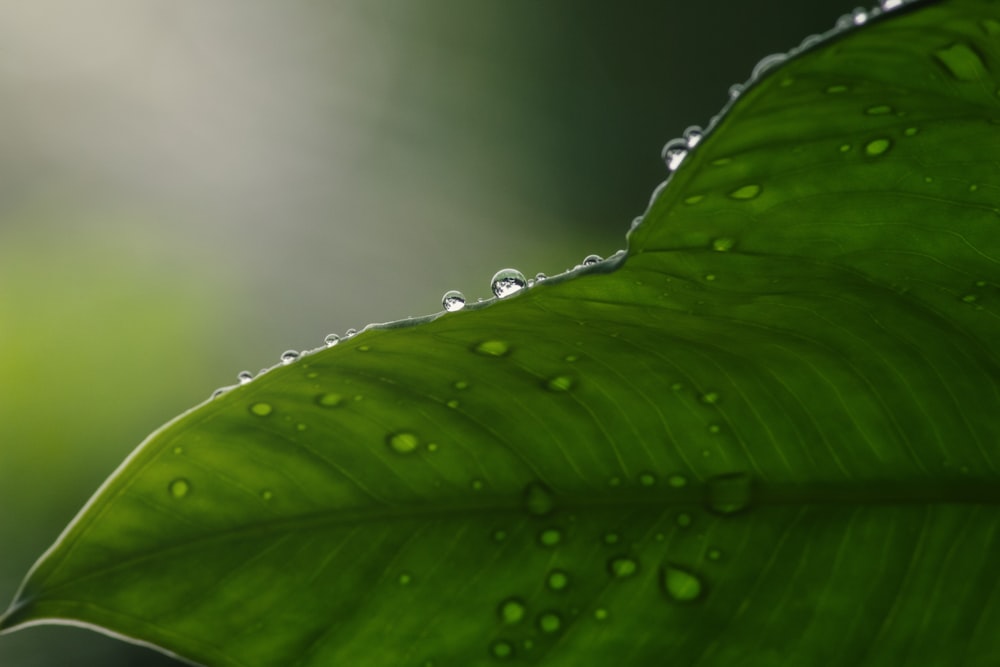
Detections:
[538, 612, 562, 634]
[498, 598, 526, 625]
[668, 474, 688, 488]
[250, 402, 273, 417]
[491, 269, 527, 298]
[545, 375, 574, 392]
[523, 481, 555, 516]
[442, 290, 466, 312]
[712, 237, 735, 252]
[608, 557, 638, 578]
[169, 478, 191, 498]
[729, 184, 761, 200]
[661, 564, 704, 602]
[865, 138, 892, 156]
[547, 570, 570, 591]
[387, 432, 420, 455]
[316, 393, 343, 408]
[474, 340, 510, 357]
[538, 528, 562, 547]
[490, 640, 514, 660]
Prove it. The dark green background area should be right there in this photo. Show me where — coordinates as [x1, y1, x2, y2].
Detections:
[0, 1, 856, 665]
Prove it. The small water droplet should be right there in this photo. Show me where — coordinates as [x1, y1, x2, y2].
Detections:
[172, 446, 183, 455]
[684, 125, 703, 148]
[522, 639, 534, 651]
[676, 512, 693, 528]
[712, 237, 735, 252]
[976, 280, 988, 287]
[728, 83, 744, 99]
[865, 138, 892, 157]
[904, 127, 919, 137]
[706, 472, 753, 515]
[852, 8, 868, 24]
[881, 0, 903, 10]
[608, 556, 638, 578]
[865, 104, 893, 115]
[708, 424, 721, 434]
[752, 52, 787, 79]
[582, 254, 603, 266]
[684, 194, 704, 205]
[607, 476, 622, 488]
[447, 399, 460, 409]
[729, 184, 761, 200]
[639, 472, 656, 487]
[538, 528, 562, 547]
[398, 572, 413, 586]
[538, 612, 562, 634]
[344, 328, 357, 338]
[934, 42, 989, 82]
[603, 531, 620, 545]
[442, 290, 466, 312]
[498, 598, 526, 625]
[825, 84, 849, 94]
[387, 431, 420, 455]
[545, 375, 574, 392]
[280, 350, 300, 365]
[323, 333, 340, 347]
[523, 481, 555, 516]
[426, 442, 439, 453]
[661, 563, 704, 602]
[454, 380, 470, 390]
[490, 639, 514, 660]
[315, 393, 343, 408]
[700, 391, 720, 405]
[594, 608, 609, 621]
[707, 548, 722, 561]
[169, 478, 191, 499]
[668, 474, 688, 488]
[492, 529, 508, 543]
[249, 402, 273, 417]
[535, 272, 547, 282]
[357, 345, 371, 352]
[961, 294, 978, 303]
[662, 138, 688, 172]
[260, 489, 273, 501]
[547, 569, 570, 591]
[237, 371, 254, 385]
[471, 479, 485, 491]
[491, 268, 527, 298]
[474, 340, 510, 357]
[839, 143, 852, 153]
[564, 354, 579, 362]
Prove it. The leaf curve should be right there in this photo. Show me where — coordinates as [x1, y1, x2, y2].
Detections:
[4, 1, 1000, 666]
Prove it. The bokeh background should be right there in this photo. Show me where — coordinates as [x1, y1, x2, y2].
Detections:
[1, 1, 856, 664]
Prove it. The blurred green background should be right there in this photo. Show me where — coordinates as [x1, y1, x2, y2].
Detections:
[1, 1, 855, 664]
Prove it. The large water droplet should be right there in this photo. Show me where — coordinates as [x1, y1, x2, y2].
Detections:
[387, 431, 420, 455]
[491, 269, 527, 298]
[547, 569, 570, 591]
[523, 481, 555, 516]
[249, 402, 273, 417]
[865, 138, 892, 157]
[608, 556, 638, 579]
[538, 612, 562, 634]
[280, 350, 300, 365]
[169, 478, 191, 499]
[474, 340, 510, 357]
[934, 42, 988, 81]
[236, 371, 253, 385]
[662, 138, 688, 172]
[442, 290, 466, 312]
[661, 563, 704, 602]
[498, 598, 526, 625]
[706, 472, 753, 515]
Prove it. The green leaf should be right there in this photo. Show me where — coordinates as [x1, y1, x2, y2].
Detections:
[4, 1, 1000, 665]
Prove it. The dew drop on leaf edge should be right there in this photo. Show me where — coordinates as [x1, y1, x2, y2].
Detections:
[324, 333, 340, 347]
[442, 290, 466, 312]
[491, 268, 527, 298]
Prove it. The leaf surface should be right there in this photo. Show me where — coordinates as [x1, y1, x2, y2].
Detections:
[4, 1, 1000, 665]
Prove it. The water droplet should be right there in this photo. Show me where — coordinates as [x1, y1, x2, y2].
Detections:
[676, 512, 693, 528]
[608, 556, 638, 578]
[594, 608, 609, 621]
[249, 402, 273, 417]
[707, 548, 722, 561]
[881, 0, 903, 10]
[752, 52, 787, 79]
[865, 104, 893, 115]
[661, 563, 704, 602]
[538, 528, 562, 547]
[169, 478, 191, 499]
[662, 138, 688, 172]
[426, 442, 439, 453]
[639, 472, 656, 487]
[523, 481, 555, 516]
[498, 598, 526, 625]
[538, 612, 562, 634]
[706, 472, 753, 515]
[839, 144, 852, 153]
[729, 184, 761, 200]
[684, 125, 703, 148]
[961, 294, 978, 303]
[260, 489, 274, 501]
[607, 476, 622, 488]
[323, 333, 340, 347]
[603, 531, 620, 545]
[315, 393, 343, 408]
[491, 268, 527, 298]
[387, 431, 420, 455]
[172, 446, 183, 455]
[492, 529, 508, 543]
[398, 572, 413, 586]
[704, 274, 717, 282]
[934, 42, 989, 82]
[865, 138, 892, 157]
[357, 345, 371, 352]
[825, 84, 849, 94]
[701, 391, 720, 405]
[447, 399, 460, 409]
[582, 254, 603, 266]
[471, 479, 485, 491]
[474, 340, 510, 357]
[728, 83, 744, 99]
[545, 375, 574, 392]
[547, 569, 570, 591]
[684, 194, 704, 205]
[280, 350, 300, 365]
[344, 328, 357, 338]
[708, 424, 721, 434]
[490, 639, 514, 660]
[712, 237, 735, 252]
[236, 371, 254, 385]
[976, 280, 988, 287]
[535, 272, 547, 282]
[564, 354, 579, 362]
[454, 380, 470, 390]
[852, 8, 868, 24]
[668, 474, 688, 488]
[903, 127, 919, 137]
[442, 290, 466, 312]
